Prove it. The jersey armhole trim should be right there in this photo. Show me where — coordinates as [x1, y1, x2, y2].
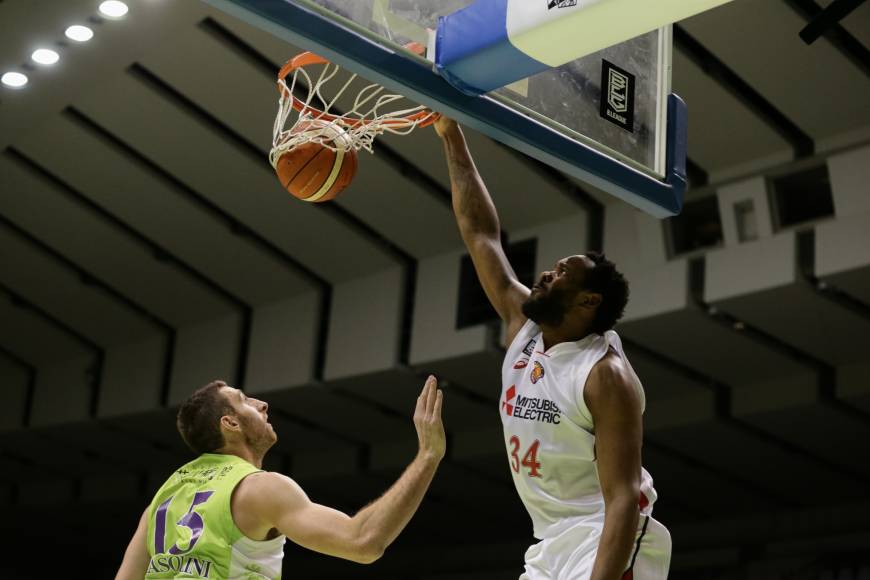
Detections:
[577, 373, 595, 429]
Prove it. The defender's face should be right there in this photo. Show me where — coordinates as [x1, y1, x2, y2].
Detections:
[222, 386, 277, 446]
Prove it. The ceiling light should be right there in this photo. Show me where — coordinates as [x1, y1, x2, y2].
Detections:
[99, 1, 129, 18]
[65, 25, 94, 42]
[31, 48, 60, 65]
[1, 72, 29, 88]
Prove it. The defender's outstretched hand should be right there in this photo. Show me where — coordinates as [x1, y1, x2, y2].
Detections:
[414, 376, 446, 462]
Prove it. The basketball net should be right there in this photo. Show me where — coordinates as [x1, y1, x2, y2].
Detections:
[270, 49, 439, 170]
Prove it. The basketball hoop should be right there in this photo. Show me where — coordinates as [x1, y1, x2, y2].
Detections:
[270, 43, 440, 170]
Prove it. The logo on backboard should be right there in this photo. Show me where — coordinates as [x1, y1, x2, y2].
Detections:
[530, 361, 545, 384]
[547, 0, 577, 9]
[600, 60, 635, 132]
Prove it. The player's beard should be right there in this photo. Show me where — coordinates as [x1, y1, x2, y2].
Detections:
[522, 286, 571, 327]
[239, 413, 277, 453]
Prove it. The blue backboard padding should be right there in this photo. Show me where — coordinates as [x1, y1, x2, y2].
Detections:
[202, 0, 685, 217]
[435, 0, 550, 96]
[665, 94, 687, 215]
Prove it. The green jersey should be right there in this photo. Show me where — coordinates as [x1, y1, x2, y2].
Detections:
[145, 453, 285, 579]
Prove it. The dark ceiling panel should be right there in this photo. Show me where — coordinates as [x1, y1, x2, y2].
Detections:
[15, 111, 315, 304]
[0, 155, 236, 325]
[70, 69, 400, 282]
[0, 225, 164, 345]
[681, 0, 870, 141]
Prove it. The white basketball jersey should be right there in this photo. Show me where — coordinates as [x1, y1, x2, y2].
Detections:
[501, 319, 658, 540]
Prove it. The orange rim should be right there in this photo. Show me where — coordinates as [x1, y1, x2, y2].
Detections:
[276, 43, 440, 129]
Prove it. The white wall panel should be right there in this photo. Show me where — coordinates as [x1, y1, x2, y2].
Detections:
[99, 334, 168, 417]
[168, 314, 243, 404]
[604, 202, 669, 268]
[512, 211, 588, 271]
[245, 292, 319, 393]
[705, 233, 796, 302]
[815, 211, 870, 277]
[635, 209, 669, 266]
[324, 268, 403, 380]
[717, 177, 774, 246]
[828, 145, 870, 217]
[620, 260, 690, 322]
[604, 202, 689, 321]
[411, 250, 488, 364]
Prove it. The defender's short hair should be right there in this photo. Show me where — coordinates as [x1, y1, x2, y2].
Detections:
[584, 252, 630, 334]
[176, 381, 233, 455]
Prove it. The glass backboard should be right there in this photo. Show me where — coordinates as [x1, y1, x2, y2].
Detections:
[202, 0, 687, 217]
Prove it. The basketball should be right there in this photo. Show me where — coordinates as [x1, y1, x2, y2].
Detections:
[274, 118, 358, 203]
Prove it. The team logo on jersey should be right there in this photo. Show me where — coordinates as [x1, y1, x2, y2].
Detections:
[522, 338, 536, 356]
[503, 385, 561, 424]
[530, 361, 545, 384]
[513, 358, 528, 369]
[503, 385, 517, 416]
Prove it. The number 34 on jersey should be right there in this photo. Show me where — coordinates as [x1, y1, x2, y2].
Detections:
[508, 436, 543, 478]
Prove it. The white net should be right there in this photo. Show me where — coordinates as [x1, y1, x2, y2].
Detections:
[270, 57, 438, 169]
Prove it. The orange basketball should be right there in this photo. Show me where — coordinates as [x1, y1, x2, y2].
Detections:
[274, 119, 357, 203]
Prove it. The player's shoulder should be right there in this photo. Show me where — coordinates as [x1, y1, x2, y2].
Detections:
[590, 348, 628, 374]
[235, 471, 304, 509]
[585, 349, 639, 405]
[239, 470, 297, 491]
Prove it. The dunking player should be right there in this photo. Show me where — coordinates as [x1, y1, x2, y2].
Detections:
[115, 376, 445, 579]
[435, 118, 671, 580]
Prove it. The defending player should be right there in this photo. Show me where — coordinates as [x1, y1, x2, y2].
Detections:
[115, 376, 445, 579]
[435, 118, 671, 580]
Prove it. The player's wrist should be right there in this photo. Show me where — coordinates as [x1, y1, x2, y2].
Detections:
[438, 122, 461, 141]
[415, 448, 444, 466]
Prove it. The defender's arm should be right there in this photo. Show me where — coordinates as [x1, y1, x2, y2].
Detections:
[585, 353, 644, 580]
[115, 509, 150, 580]
[240, 377, 445, 564]
[436, 119, 529, 341]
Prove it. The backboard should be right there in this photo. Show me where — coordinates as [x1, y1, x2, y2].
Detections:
[203, 0, 687, 217]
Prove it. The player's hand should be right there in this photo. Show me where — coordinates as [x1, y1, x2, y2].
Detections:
[413, 375, 446, 462]
[434, 116, 458, 139]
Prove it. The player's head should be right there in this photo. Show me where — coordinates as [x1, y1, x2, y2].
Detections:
[176, 380, 277, 456]
[522, 251, 629, 333]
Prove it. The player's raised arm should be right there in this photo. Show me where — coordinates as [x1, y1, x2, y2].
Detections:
[435, 118, 529, 340]
[239, 376, 445, 564]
